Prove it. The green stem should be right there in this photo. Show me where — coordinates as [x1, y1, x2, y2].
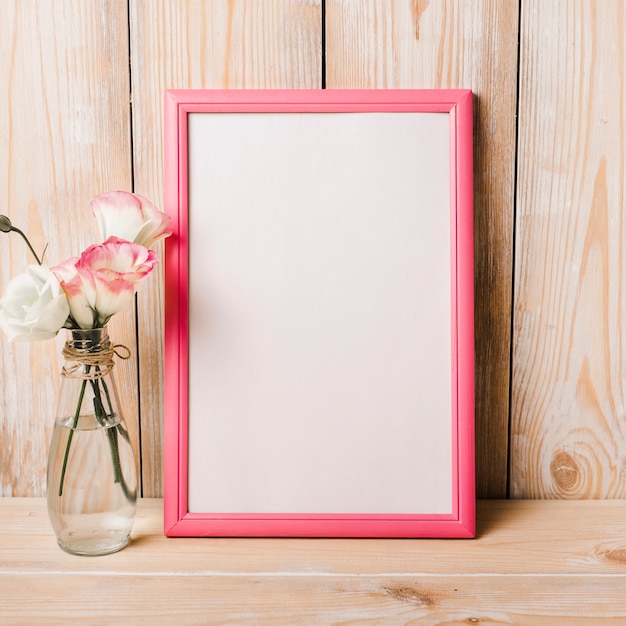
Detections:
[57, 352, 135, 502]
[58, 378, 87, 497]
[91, 370, 136, 501]
[100, 376, 130, 445]
[10, 225, 43, 265]
[105, 426, 135, 501]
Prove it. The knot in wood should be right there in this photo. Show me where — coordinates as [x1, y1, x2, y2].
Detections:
[596, 546, 626, 564]
[550, 450, 580, 493]
[384, 585, 434, 607]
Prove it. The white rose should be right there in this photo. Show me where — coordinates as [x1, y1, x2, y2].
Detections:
[0, 265, 70, 341]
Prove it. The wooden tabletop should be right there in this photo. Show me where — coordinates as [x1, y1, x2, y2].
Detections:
[1, 498, 626, 624]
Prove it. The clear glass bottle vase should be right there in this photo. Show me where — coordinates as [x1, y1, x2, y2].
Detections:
[46, 327, 137, 556]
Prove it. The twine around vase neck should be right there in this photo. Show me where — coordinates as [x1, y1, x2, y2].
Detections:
[61, 341, 131, 379]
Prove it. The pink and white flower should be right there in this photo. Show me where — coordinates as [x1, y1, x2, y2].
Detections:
[53, 237, 158, 328]
[91, 191, 172, 248]
[51, 257, 98, 329]
[0, 190, 168, 339]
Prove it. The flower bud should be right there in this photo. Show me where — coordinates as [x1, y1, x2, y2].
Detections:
[0, 215, 12, 233]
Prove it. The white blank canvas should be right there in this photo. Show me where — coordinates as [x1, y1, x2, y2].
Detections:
[186, 111, 452, 514]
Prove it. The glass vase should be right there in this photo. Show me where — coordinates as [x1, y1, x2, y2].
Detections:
[46, 327, 137, 556]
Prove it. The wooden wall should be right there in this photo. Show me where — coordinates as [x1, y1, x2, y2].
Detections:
[0, 0, 623, 501]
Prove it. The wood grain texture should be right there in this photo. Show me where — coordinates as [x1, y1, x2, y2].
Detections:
[128, 0, 322, 496]
[4, 0, 626, 504]
[511, 1, 626, 497]
[325, 0, 520, 498]
[0, 1, 134, 496]
[2, 498, 626, 624]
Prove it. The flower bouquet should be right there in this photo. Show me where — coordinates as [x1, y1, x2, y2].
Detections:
[0, 192, 171, 555]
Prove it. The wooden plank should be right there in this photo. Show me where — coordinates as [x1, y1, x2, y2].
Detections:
[2, 499, 626, 624]
[511, 1, 626, 497]
[128, 0, 322, 496]
[2, 574, 626, 625]
[0, 1, 134, 496]
[325, 0, 520, 498]
[3, 499, 626, 575]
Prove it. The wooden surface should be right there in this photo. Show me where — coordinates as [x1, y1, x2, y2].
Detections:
[1, 0, 626, 501]
[0, 0, 136, 496]
[510, 1, 626, 497]
[2, 498, 626, 623]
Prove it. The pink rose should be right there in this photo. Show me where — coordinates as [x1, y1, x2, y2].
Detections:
[91, 191, 172, 248]
[52, 257, 98, 328]
[53, 237, 158, 328]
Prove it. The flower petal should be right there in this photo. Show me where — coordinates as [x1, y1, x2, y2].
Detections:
[91, 191, 172, 248]
[51, 258, 97, 329]
[0, 265, 70, 341]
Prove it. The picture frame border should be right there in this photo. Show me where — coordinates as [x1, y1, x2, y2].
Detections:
[162, 89, 475, 538]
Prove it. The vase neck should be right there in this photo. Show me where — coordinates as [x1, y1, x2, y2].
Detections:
[66, 327, 110, 354]
[61, 327, 130, 379]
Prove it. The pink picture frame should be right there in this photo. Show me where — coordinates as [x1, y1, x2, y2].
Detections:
[163, 89, 474, 538]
